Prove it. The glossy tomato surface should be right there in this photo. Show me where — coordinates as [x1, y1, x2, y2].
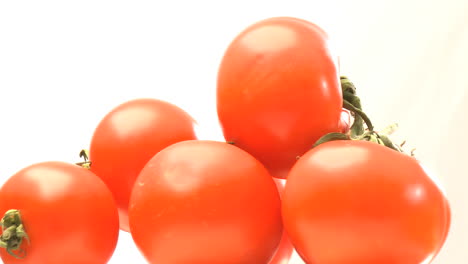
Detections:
[89, 98, 197, 231]
[339, 109, 351, 134]
[282, 140, 451, 264]
[217, 17, 342, 179]
[0, 162, 119, 264]
[129, 140, 282, 264]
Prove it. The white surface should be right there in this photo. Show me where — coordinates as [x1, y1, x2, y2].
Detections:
[0, 1, 466, 263]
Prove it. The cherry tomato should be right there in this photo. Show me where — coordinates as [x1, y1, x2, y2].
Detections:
[129, 140, 282, 264]
[89, 98, 197, 231]
[282, 140, 450, 264]
[217, 17, 342, 179]
[0, 162, 119, 264]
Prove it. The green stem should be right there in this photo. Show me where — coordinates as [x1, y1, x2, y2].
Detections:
[340, 77, 369, 137]
[338, 76, 406, 154]
[310, 76, 408, 154]
[343, 100, 374, 133]
[313, 132, 350, 148]
[340, 76, 357, 95]
[76, 149, 91, 169]
[0, 210, 29, 259]
[376, 133, 402, 152]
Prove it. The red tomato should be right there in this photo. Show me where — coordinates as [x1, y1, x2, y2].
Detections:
[217, 17, 342, 179]
[339, 109, 351, 134]
[0, 162, 119, 264]
[269, 230, 294, 264]
[269, 179, 294, 264]
[282, 140, 450, 264]
[440, 197, 451, 251]
[129, 140, 282, 264]
[89, 98, 197, 231]
[419, 166, 452, 262]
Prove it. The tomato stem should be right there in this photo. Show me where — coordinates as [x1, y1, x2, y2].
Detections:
[75, 149, 92, 169]
[311, 77, 407, 154]
[344, 95, 365, 137]
[0, 209, 29, 259]
[340, 76, 375, 136]
[343, 99, 374, 133]
[313, 132, 350, 148]
[356, 131, 402, 152]
[340, 76, 356, 95]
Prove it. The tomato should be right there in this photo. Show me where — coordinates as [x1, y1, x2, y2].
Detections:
[269, 230, 294, 264]
[269, 179, 294, 264]
[0, 162, 119, 264]
[282, 140, 450, 264]
[419, 165, 452, 262]
[129, 140, 282, 264]
[217, 17, 342, 179]
[441, 197, 451, 249]
[89, 98, 197, 231]
[339, 109, 351, 134]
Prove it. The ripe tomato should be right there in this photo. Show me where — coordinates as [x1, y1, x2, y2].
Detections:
[217, 17, 342, 179]
[0, 162, 119, 264]
[129, 140, 282, 264]
[269, 230, 294, 264]
[269, 179, 294, 264]
[282, 140, 450, 264]
[89, 98, 197, 231]
[440, 197, 451, 253]
[419, 165, 452, 262]
[339, 109, 351, 134]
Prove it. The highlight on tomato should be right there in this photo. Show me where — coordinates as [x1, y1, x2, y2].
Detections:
[129, 140, 283, 264]
[339, 109, 351, 134]
[0, 161, 119, 264]
[89, 98, 197, 231]
[282, 140, 451, 264]
[217, 16, 343, 179]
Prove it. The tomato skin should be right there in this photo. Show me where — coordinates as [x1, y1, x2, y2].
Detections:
[89, 98, 197, 231]
[0, 162, 119, 264]
[129, 140, 282, 264]
[269, 179, 294, 264]
[339, 109, 351, 134]
[441, 197, 451, 249]
[282, 140, 450, 264]
[268, 230, 294, 264]
[217, 17, 342, 179]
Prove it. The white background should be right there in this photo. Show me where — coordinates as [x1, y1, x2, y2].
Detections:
[1, 0, 467, 263]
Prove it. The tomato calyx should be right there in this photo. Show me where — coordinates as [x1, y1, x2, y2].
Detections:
[312, 132, 350, 147]
[75, 149, 92, 169]
[0, 209, 29, 259]
[314, 77, 410, 154]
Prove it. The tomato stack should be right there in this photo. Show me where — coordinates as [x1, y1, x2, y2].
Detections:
[0, 17, 450, 264]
